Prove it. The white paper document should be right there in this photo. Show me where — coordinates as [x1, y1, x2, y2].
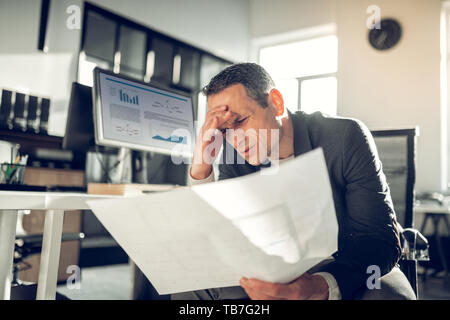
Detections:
[86, 148, 338, 295]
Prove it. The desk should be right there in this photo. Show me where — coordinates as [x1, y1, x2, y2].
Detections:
[414, 203, 450, 280]
[0, 191, 124, 300]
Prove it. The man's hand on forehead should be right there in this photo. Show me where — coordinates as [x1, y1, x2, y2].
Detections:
[210, 105, 238, 116]
[208, 105, 240, 131]
[220, 114, 240, 129]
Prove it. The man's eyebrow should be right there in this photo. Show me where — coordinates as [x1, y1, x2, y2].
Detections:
[224, 112, 243, 125]
[218, 114, 240, 131]
[231, 112, 243, 119]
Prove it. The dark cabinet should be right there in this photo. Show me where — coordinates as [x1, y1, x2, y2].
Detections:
[80, 2, 232, 117]
[151, 36, 175, 85]
[119, 25, 147, 79]
[177, 46, 200, 90]
[83, 11, 117, 63]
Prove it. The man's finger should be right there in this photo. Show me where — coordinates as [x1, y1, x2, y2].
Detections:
[206, 109, 233, 128]
[207, 105, 228, 113]
[242, 278, 294, 299]
[241, 284, 285, 300]
[202, 117, 220, 141]
[205, 106, 229, 120]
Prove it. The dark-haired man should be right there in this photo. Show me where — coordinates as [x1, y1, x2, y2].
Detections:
[172, 63, 416, 300]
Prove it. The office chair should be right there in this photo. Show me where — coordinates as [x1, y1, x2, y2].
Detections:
[371, 127, 429, 298]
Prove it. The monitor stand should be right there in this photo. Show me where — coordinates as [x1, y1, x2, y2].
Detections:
[114, 147, 132, 183]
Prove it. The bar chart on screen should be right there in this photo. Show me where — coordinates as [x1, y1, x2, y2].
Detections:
[119, 89, 139, 105]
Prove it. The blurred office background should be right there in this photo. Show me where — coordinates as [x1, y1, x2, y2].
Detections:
[1, 0, 450, 299]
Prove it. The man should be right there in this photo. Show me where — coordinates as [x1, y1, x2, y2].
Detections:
[172, 63, 416, 300]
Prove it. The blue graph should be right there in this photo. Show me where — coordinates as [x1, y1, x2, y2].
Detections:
[120, 89, 139, 105]
[152, 134, 187, 144]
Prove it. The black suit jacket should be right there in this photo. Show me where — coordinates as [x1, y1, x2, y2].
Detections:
[218, 110, 401, 299]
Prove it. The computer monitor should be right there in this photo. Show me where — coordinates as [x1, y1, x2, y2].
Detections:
[63, 82, 96, 152]
[92, 68, 195, 158]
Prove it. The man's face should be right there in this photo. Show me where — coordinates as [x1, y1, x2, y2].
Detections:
[207, 84, 280, 166]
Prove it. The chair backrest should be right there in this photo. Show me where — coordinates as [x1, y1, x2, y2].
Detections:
[371, 128, 418, 229]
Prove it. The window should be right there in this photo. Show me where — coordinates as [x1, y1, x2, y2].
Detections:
[300, 76, 337, 116]
[259, 35, 338, 115]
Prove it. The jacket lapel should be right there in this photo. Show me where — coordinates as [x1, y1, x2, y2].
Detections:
[289, 110, 313, 157]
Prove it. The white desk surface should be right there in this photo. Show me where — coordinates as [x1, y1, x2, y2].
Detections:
[414, 203, 450, 215]
[0, 191, 125, 210]
[0, 190, 130, 300]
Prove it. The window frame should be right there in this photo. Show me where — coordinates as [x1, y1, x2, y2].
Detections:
[297, 72, 337, 114]
[253, 25, 338, 114]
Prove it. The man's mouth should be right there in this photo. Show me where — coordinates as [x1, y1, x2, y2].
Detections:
[243, 145, 255, 157]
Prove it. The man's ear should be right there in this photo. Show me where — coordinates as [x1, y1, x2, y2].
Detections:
[269, 89, 285, 117]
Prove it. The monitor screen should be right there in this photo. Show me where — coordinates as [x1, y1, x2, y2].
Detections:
[92, 68, 195, 157]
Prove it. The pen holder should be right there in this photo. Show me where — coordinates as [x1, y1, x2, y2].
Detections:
[0, 163, 26, 185]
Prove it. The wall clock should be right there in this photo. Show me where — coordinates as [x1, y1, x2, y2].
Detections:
[368, 18, 402, 51]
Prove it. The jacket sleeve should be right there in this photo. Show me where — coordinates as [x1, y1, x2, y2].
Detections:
[218, 163, 237, 181]
[317, 119, 402, 299]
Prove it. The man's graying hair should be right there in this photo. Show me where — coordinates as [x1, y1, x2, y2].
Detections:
[201, 63, 275, 108]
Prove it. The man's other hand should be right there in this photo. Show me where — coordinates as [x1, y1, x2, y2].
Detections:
[239, 273, 329, 300]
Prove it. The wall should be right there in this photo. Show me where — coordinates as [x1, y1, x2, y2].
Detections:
[0, 0, 76, 135]
[250, 0, 335, 38]
[337, 0, 443, 194]
[249, 0, 444, 193]
[0, 0, 249, 136]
